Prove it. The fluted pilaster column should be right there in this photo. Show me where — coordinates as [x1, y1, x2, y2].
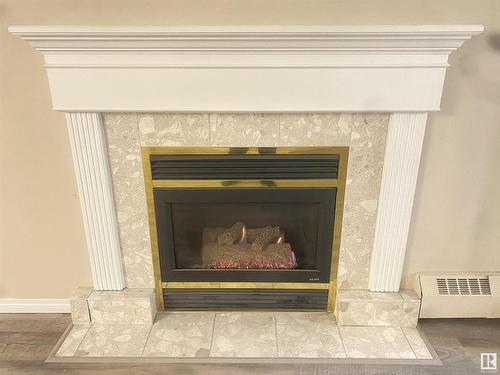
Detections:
[369, 113, 428, 292]
[66, 112, 125, 290]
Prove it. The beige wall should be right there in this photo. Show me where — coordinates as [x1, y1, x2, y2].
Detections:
[1, 0, 499, 298]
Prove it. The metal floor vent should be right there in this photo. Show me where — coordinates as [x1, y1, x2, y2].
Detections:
[436, 277, 491, 296]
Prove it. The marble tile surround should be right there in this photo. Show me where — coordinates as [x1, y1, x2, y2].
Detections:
[143, 313, 214, 357]
[56, 325, 89, 357]
[54, 312, 434, 360]
[103, 113, 389, 290]
[211, 313, 277, 357]
[403, 327, 433, 359]
[76, 325, 151, 357]
[339, 326, 415, 359]
[69, 286, 92, 325]
[105, 114, 154, 289]
[336, 289, 420, 327]
[338, 115, 388, 289]
[87, 289, 156, 326]
[275, 312, 346, 358]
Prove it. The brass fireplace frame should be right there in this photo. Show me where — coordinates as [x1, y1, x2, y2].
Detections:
[141, 147, 348, 312]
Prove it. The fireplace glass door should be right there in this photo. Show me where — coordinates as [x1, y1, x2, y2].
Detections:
[154, 187, 336, 283]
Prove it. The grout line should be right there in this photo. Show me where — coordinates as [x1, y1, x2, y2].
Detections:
[415, 325, 440, 362]
[336, 324, 350, 358]
[398, 326, 418, 360]
[208, 113, 213, 145]
[278, 114, 282, 145]
[135, 113, 142, 147]
[207, 313, 216, 357]
[139, 324, 154, 357]
[401, 326, 424, 360]
[49, 323, 77, 357]
[273, 313, 279, 357]
[74, 324, 93, 355]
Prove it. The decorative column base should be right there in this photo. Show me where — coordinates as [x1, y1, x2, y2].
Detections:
[70, 287, 156, 326]
[335, 289, 420, 328]
[69, 287, 93, 325]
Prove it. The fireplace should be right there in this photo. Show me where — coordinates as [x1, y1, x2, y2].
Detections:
[142, 147, 348, 310]
[9, 25, 484, 338]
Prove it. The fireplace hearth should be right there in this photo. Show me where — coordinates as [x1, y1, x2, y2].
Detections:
[142, 147, 348, 310]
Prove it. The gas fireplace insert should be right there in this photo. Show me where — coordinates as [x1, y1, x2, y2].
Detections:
[143, 147, 347, 310]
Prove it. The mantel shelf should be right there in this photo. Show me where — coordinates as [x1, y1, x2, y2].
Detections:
[9, 25, 483, 112]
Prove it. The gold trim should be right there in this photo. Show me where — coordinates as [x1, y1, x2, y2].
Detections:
[141, 149, 164, 310]
[328, 146, 348, 312]
[152, 179, 337, 189]
[143, 146, 341, 156]
[162, 282, 330, 289]
[141, 147, 348, 312]
[272, 282, 330, 290]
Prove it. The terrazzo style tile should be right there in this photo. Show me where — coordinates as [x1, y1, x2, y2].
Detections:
[70, 287, 92, 325]
[336, 290, 419, 327]
[339, 326, 415, 359]
[75, 325, 151, 357]
[143, 313, 214, 357]
[54, 313, 436, 361]
[279, 113, 352, 146]
[104, 113, 142, 179]
[400, 289, 421, 301]
[88, 289, 155, 326]
[401, 302, 420, 328]
[337, 114, 389, 290]
[209, 114, 279, 147]
[113, 176, 153, 289]
[210, 313, 277, 357]
[138, 113, 210, 147]
[104, 113, 153, 289]
[103, 112, 389, 295]
[403, 327, 433, 359]
[400, 290, 421, 328]
[55, 325, 89, 357]
[338, 299, 405, 327]
[339, 290, 402, 301]
[275, 313, 346, 358]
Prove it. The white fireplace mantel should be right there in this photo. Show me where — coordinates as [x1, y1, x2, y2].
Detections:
[10, 25, 482, 112]
[10, 26, 482, 292]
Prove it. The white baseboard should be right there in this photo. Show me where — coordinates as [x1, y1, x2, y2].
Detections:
[0, 299, 70, 313]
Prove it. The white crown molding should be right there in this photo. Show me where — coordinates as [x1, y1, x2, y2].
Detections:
[8, 25, 483, 54]
[0, 299, 70, 313]
[9, 25, 482, 112]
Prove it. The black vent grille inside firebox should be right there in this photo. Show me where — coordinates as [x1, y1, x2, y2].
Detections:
[164, 288, 328, 310]
[150, 154, 339, 180]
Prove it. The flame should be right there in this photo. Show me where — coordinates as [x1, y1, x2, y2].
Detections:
[239, 224, 247, 243]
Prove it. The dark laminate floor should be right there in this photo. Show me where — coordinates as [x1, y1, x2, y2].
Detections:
[0, 314, 498, 374]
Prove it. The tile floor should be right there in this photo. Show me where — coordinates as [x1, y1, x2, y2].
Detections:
[55, 312, 433, 360]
